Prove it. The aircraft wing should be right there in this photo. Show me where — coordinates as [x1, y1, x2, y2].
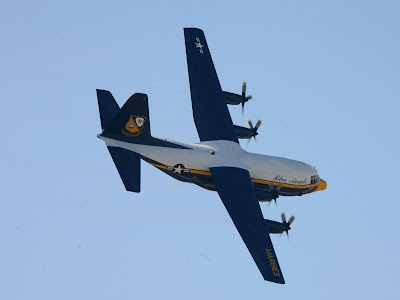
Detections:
[210, 167, 285, 283]
[184, 28, 238, 143]
[184, 28, 284, 283]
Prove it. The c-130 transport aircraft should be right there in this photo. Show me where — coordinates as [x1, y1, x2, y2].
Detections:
[97, 28, 327, 284]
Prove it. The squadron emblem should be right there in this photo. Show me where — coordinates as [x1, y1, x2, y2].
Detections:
[122, 115, 147, 137]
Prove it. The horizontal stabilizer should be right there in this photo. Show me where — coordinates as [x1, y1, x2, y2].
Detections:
[97, 89, 120, 129]
[107, 147, 141, 192]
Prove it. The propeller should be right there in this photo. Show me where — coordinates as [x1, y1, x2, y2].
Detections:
[281, 212, 295, 237]
[241, 82, 253, 114]
[246, 119, 262, 144]
[267, 183, 281, 205]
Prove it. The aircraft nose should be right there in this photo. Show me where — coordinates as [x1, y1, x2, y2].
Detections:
[315, 179, 327, 191]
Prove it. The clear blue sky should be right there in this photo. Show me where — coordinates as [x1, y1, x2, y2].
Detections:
[1, 1, 399, 299]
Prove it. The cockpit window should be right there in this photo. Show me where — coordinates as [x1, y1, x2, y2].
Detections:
[310, 175, 319, 184]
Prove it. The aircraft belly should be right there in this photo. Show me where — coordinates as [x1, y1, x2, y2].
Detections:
[102, 137, 318, 196]
[138, 141, 317, 196]
[102, 137, 198, 168]
[145, 149, 196, 169]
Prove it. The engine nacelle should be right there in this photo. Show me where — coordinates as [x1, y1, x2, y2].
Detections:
[265, 219, 290, 234]
[255, 188, 276, 202]
[233, 125, 256, 139]
[222, 91, 246, 105]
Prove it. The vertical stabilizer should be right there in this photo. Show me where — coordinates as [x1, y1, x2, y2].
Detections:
[101, 93, 151, 143]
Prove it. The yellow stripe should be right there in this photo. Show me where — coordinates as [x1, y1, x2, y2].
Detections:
[189, 169, 211, 175]
[149, 162, 319, 190]
[149, 163, 167, 169]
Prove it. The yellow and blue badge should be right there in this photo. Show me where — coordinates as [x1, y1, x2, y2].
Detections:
[122, 115, 147, 137]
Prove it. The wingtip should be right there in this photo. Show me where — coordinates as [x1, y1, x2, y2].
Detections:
[264, 277, 285, 284]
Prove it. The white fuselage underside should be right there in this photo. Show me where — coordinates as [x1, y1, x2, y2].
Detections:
[99, 136, 319, 187]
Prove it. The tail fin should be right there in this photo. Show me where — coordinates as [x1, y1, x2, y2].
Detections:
[97, 90, 142, 193]
[100, 93, 151, 143]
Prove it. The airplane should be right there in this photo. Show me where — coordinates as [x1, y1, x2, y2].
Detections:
[96, 28, 327, 284]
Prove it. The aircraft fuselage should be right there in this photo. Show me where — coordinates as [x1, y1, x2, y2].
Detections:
[99, 135, 326, 201]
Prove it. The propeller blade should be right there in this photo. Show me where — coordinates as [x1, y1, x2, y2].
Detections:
[281, 212, 287, 223]
[288, 215, 295, 225]
[254, 119, 262, 131]
[241, 82, 252, 113]
[248, 120, 253, 130]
